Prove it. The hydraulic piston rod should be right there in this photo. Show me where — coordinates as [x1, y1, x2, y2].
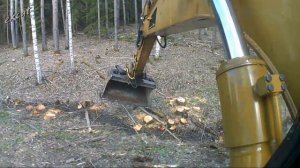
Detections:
[211, 0, 249, 59]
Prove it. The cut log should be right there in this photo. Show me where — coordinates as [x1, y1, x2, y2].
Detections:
[44, 112, 56, 120]
[176, 97, 186, 105]
[180, 118, 188, 125]
[36, 103, 46, 112]
[169, 125, 177, 131]
[133, 124, 143, 132]
[143, 115, 153, 124]
[167, 118, 175, 125]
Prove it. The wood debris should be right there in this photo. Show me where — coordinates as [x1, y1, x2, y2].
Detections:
[169, 125, 177, 131]
[90, 103, 106, 113]
[133, 124, 143, 132]
[36, 103, 46, 112]
[176, 97, 186, 105]
[26, 105, 34, 112]
[192, 106, 201, 111]
[43, 108, 63, 121]
[167, 118, 175, 125]
[143, 115, 153, 124]
[180, 118, 188, 125]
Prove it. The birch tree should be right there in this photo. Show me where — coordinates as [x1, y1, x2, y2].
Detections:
[97, 0, 101, 40]
[14, 0, 19, 47]
[52, 0, 60, 54]
[66, 0, 74, 72]
[105, 0, 108, 33]
[113, 0, 118, 50]
[10, 0, 16, 48]
[134, 0, 138, 32]
[60, 0, 68, 49]
[29, 0, 43, 84]
[41, 0, 47, 51]
[6, 0, 10, 46]
[20, 0, 28, 56]
[122, 0, 126, 31]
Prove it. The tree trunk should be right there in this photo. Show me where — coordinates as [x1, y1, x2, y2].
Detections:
[14, 0, 19, 47]
[52, 0, 60, 54]
[6, 0, 10, 46]
[41, 0, 47, 51]
[134, 0, 138, 32]
[60, 0, 69, 49]
[20, 0, 28, 56]
[66, 0, 74, 72]
[29, 0, 43, 84]
[114, 0, 118, 50]
[10, 0, 16, 48]
[105, 0, 108, 33]
[97, 0, 101, 40]
[122, 0, 126, 31]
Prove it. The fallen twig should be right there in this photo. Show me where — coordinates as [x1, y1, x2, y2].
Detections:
[75, 135, 106, 144]
[139, 107, 182, 142]
[85, 110, 92, 133]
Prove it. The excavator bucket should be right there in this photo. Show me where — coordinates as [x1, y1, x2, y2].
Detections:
[101, 67, 156, 106]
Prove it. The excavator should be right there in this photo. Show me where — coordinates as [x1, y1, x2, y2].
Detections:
[102, 0, 300, 167]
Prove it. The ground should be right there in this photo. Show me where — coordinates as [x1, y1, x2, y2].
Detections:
[0, 27, 229, 167]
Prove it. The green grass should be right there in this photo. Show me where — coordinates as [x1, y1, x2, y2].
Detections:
[0, 111, 11, 125]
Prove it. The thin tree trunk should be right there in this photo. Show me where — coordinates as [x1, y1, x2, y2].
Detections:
[114, 0, 118, 50]
[105, 0, 108, 33]
[60, 0, 68, 49]
[6, 0, 10, 46]
[20, 0, 28, 56]
[52, 0, 60, 54]
[122, 0, 126, 31]
[97, 0, 101, 40]
[134, 0, 138, 32]
[14, 0, 19, 47]
[29, 0, 43, 84]
[41, 0, 47, 51]
[66, 0, 74, 72]
[10, 0, 16, 48]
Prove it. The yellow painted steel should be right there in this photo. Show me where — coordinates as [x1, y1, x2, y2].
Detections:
[217, 57, 284, 167]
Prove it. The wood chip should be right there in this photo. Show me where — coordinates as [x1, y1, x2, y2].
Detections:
[176, 97, 186, 105]
[175, 106, 185, 113]
[26, 105, 34, 112]
[133, 124, 143, 132]
[167, 119, 175, 125]
[180, 118, 188, 125]
[169, 125, 176, 131]
[77, 103, 83, 109]
[31, 110, 40, 117]
[47, 108, 62, 114]
[36, 103, 46, 112]
[143, 115, 153, 124]
[44, 112, 56, 121]
[192, 106, 201, 111]
[136, 113, 146, 121]
[90, 104, 105, 113]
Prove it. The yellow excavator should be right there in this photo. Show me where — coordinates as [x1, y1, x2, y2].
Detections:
[102, 0, 300, 167]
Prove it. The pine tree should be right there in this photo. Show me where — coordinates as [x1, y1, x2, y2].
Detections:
[41, 0, 47, 51]
[20, 0, 28, 56]
[52, 0, 60, 54]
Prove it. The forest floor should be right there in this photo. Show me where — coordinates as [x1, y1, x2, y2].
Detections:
[0, 27, 229, 167]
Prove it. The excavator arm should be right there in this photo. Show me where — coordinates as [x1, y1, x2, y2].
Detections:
[102, 0, 300, 167]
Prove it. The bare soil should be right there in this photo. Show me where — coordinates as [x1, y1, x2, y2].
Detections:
[0, 27, 229, 167]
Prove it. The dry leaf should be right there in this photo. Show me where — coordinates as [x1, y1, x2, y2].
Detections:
[158, 124, 165, 132]
[180, 118, 188, 125]
[143, 115, 153, 124]
[133, 124, 143, 132]
[169, 98, 176, 106]
[26, 105, 34, 112]
[176, 97, 186, 105]
[36, 103, 46, 112]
